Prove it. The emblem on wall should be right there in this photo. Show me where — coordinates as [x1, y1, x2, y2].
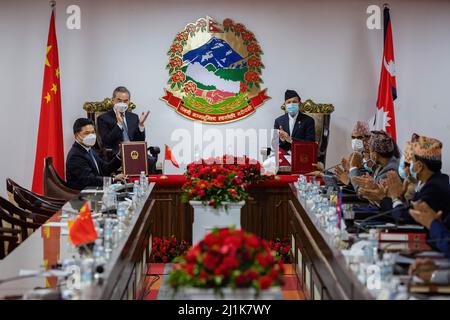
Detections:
[161, 17, 270, 123]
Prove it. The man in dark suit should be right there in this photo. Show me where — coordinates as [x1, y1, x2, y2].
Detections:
[97, 86, 156, 172]
[66, 118, 124, 190]
[274, 90, 315, 152]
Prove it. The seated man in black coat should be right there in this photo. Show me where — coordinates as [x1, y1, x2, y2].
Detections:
[96, 86, 156, 173]
[274, 90, 316, 152]
[381, 136, 450, 252]
[66, 118, 124, 190]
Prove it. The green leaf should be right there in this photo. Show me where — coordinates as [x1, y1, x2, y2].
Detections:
[171, 83, 176, 89]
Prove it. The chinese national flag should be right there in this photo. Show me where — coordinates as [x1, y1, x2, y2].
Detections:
[165, 144, 179, 168]
[32, 9, 64, 194]
[374, 6, 398, 141]
[69, 202, 98, 246]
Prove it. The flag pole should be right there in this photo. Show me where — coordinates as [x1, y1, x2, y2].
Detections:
[162, 145, 166, 174]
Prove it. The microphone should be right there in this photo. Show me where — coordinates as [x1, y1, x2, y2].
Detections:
[359, 204, 411, 224]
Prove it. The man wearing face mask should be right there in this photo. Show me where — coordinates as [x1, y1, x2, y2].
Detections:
[380, 135, 450, 227]
[66, 118, 124, 190]
[334, 121, 373, 185]
[350, 130, 400, 196]
[274, 90, 315, 152]
[97, 86, 155, 172]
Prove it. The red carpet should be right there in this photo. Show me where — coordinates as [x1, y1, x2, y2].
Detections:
[142, 263, 304, 300]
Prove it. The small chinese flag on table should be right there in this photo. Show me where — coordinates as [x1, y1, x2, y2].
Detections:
[69, 202, 98, 246]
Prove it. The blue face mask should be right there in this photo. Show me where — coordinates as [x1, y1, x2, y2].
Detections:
[286, 103, 299, 115]
[398, 156, 407, 180]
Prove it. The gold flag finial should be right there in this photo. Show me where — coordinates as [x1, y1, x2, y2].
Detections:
[49, 0, 56, 8]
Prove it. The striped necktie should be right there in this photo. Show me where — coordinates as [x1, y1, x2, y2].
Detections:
[88, 148, 100, 175]
[122, 113, 130, 142]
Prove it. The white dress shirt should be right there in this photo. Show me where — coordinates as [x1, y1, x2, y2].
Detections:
[288, 112, 298, 137]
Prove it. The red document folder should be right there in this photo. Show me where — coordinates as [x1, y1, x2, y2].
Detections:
[291, 140, 318, 174]
[121, 142, 148, 176]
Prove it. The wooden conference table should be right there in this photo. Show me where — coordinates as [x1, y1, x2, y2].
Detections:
[0, 174, 436, 300]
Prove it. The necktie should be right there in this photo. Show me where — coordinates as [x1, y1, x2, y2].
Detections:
[88, 149, 100, 175]
[122, 113, 130, 142]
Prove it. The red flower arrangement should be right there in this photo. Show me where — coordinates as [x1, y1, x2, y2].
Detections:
[181, 155, 272, 208]
[150, 236, 190, 263]
[168, 228, 284, 294]
[269, 237, 292, 263]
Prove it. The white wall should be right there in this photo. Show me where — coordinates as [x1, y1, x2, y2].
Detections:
[1, 0, 450, 196]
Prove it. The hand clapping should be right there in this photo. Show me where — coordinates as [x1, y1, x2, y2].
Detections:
[139, 111, 150, 127]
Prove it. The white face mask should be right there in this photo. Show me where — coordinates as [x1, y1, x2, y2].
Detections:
[82, 133, 97, 147]
[114, 102, 128, 113]
[351, 139, 364, 153]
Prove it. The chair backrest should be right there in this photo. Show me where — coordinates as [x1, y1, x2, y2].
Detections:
[7, 178, 66, 207]
[0, 229, 20, 259]
[13, 187, 59, 217]
[43, 157, 79, 201]
[0, 206, 41, 243]
[281, 99, 334, 165]
[0, 196, 48, 225]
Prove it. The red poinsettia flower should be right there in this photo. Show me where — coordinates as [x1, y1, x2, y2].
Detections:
[244, 70, 259, 83]
[169, 57, 183, 68]
[259, 275, 272, 289]
[247, 43, 261, 53]
[247, 56, 261, 68]
[184, 81, 197, 93]
[171, 70, 186, 83]
[234, 23, 245, 33]
[223, 18, 233, 28]
[186, 24, 196, 33]
[240, 82, 248, 93]
[170, 43, 183, 53]
[176, 32, 189, 41]
[241, 31, 255, 42]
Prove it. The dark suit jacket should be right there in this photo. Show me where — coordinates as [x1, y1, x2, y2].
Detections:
[381, 172, 450, 255]
[274, 112, 315, 151]
[66, 142, 122, 190]
[381, 172, 450, 228]
[97, 110, 145, 154]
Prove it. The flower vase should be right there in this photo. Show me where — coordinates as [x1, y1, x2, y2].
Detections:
[189, 201, 245, 244]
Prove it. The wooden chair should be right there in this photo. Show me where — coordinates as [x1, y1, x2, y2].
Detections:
[12, 187, 60, 217]
[0, 196, 49, 225]
[43, 157, 79, 201]
[6, 178, 67, 207]
[0, 207, 41, 244]
[0, 228, 20, 259]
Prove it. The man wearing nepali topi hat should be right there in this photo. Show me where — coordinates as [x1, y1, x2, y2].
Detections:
[380, 135, 450, 243]
[274, 90, 316, 152]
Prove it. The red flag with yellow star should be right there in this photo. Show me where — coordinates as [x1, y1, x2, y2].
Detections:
[69, 202, 98, 246]
[32, 8, 64, 194]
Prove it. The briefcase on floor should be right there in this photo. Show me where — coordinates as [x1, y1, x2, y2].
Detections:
[121, 142, 148, 176]
[291, 140, 318, 174]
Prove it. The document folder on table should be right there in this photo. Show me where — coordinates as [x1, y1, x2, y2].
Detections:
[291, 140, 318, 174]
[121, 142, 148, 176]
